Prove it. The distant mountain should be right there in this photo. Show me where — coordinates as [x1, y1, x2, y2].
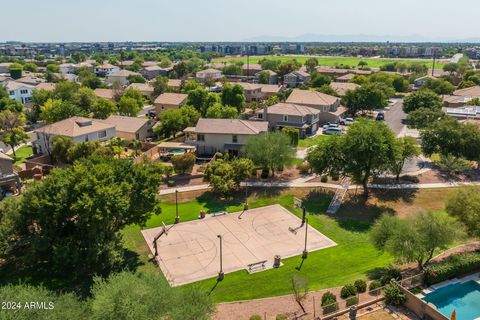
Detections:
[242, 33, 480, 43]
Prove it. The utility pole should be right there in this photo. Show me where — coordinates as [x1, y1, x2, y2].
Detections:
[432, 48, 436, 77]
[174, 190, 180, 224]
[217, 235, 224, 281]
[302, 218, 308, 259]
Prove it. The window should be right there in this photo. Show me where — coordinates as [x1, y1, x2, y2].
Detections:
[283, 115, 288, 122]
[98, 131, 107, 139]
[20, 89, 29, 95]
[257, 113, 263, 119]
[232, 135, 238, 143]
[8, 90, 14, 96]
[197, 134, 205, 142]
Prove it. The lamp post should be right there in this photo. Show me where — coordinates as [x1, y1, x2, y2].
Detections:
[174, 189, 180, 224]
[302, 218, 308, 259]
[217, 235, 224, 281]
[301, 206, 306, 226]
[244, 181, 248, 211]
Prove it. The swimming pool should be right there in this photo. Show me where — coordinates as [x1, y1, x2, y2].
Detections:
[423, 280, 480, 320]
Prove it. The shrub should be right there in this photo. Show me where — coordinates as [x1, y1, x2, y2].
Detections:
[297, 162, 311, 175]
[346, 296, 359, 307]
[331, 174, 339, 181]
[340, 284, 356, 299]
[320, 175, 328, 183]
[425, 252, 480, 285]
[384, 282, 406, 306]
[380, 266, 402, 285]
[261, 168, 269, 179]
[369, 280, 382, 291]
[250, 315, 262, 320]
[354, 279, 367, 293]
[276, 314, 288, 320]
[167, 180, 175, 187]
[321, 291, 338, 314]
[171, 153, 196, 174]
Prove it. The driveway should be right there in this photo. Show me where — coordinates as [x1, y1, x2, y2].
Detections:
[385, 99, 407, 136]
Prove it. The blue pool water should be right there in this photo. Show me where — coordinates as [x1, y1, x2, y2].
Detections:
[423, 280, 480, 320]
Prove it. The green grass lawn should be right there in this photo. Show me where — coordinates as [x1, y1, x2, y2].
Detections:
[298, 134, 328, 148]
[13, 145, 33, 165]
[213, 55, 444, 69]
[122, 188, 392, 302]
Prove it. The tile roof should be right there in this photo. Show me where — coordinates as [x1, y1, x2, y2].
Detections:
[0, 152, 13, 162]
[36, 82, 56, 91]
[259, 84, 282, 94]
[108, 70, 140, 77]
[94, 88, 115, 100]
[330, 82, 359, 96]
[5, 80, 34, 91]
[100, 115, 150, 134]
[286, 89, 339, 107]
[258, 103, 320, 116]
[154, 93, 188, 105]
[194, 119, 268, 135]
[167, 79, 182, 88]
[453, 86, 480, 97]
[127, 83, 154, 93]
[34, 116, 115, 138]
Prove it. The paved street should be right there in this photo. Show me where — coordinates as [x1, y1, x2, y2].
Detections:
[384, 98, 407, 136]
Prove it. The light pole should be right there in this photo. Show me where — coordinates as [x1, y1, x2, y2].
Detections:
[302, 218, 308, 259]
[301, 206, 306, 226]
[217, 235, 224, 281]
[244, 181, 248, 211]
[174, 189, 180, 224]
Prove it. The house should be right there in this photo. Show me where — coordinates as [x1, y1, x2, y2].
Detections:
[153, 93, 188, 114]
[100, 115, 153, 141]
[258, 84, 283, 99]
[167, 79, 182, 91]
[184, 118, 268, 156]
[315, 67, 350, 78]
[286, 89, 346, 123]
[335, 73, 355, 83]
[330, 82, 359, 97]
[414, 75, 435, 88]
[33, 116, 116, 155]
[54, 73, 79, 83]
[231, 82, 262, 102]
[94, 64, 120, 77]
[443, 86, 480, 108]
[59, 63, 78, 74]
[94, 88, 115, 101]
[36, 82, 56, 91]
[140, 65, 171, 80]
[242, 63, 262, 77]
[106, 70, 141, 86]
[284, 70, 310, 88]
[196, 68, 223, 83]
[0, 152, 20, 195]
[0, 63, 11, 74]
[127, 83, 154, 97]
[255, 102, 321, 137]
[5, 80, 34, 104]
[16, 75, 45, 86]
[254, 70, 278, 84]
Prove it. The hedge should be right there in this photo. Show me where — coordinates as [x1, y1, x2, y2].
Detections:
[425, 252, 480, 285]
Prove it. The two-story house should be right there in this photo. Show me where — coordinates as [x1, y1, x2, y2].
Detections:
[106, 70, 141, 86]
[254, 70, 278, 84]
[286, 89, 346, 123]
[154, 93, 188, 114]
[255, 103, 321, 137]
[94, 64, 120, 77]
[5, 80, 34, 104]
[33, 117, 116, 155]
[184, 118, 268, 156]
[283, 70, 310, 88]
[0, 152, 20, 196]
[196, 68, 223, 83]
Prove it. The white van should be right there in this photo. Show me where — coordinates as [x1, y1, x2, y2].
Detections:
[324, 127, 343, 135]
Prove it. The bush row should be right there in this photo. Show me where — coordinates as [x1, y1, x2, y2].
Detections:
[425, 252, 480, 285]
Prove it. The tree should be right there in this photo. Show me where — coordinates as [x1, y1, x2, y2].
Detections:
[422, 78, 455, 95]
[46, 63, 60, 73]
[402, 89, 442, 113]
[290, 275, 309, 313]
[0, 97, 23, 113]
[259, 58, 281, 72]
[75, 87, 97, 112]
[358, 60, 368, 69]
[443, 62, 459, 76]
[243, 132, 295, 176]
[51, 135, 74, 163]
[221, 83, 246, 112]
[157, 109, 185, 138]
[171, 153, 196, 174]
[446, 186, 480, 236]
[282, 127, 299, 146]
[23, 62, 38, 72]
[257, 70, 271, 84]
[307, 119, 397, 196]
[152, 76, 169, 97]
[10, 157, 163, 281]
[187, 87, 218, 115]
[127, 74, 146, 84]
[203, 157, 254, 195]
[41, 98, 84, 123]
[310, 72, 331, 88]
[90, 271, 214, 320]
[205, 103, 239, 119]
[118, 96, 141, 117]
[277, 60, 301, 78]
[0, 110, 29, 157]
[92, 98, 118, 119]
[181, 104, 201, 126]
[390, 137, 420, 181]
[317, 84, 338, 96]
[342, 83, 388, 115]
[305, 58, 319, 73]
[370, 212, 465, 270]
[222, 64, 242, 75]
[392, 75, 409, 92]
[406, 107, 446, 129]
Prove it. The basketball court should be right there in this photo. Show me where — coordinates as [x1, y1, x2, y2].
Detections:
[141, 204, 336, 286]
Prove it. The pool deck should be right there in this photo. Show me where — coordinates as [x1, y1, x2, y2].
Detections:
[417, 271, 480, 298]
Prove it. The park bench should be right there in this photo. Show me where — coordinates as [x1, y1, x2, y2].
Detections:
[247, 260, 268, 273]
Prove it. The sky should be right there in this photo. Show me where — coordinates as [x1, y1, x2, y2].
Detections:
[1, 0, 480, 42]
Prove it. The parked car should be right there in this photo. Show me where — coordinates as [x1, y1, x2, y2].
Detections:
[376, 112, 385, 121]
[323, 127, 343, 135]
[322, 122, 339, 130]
[339, 117, 354, 125]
